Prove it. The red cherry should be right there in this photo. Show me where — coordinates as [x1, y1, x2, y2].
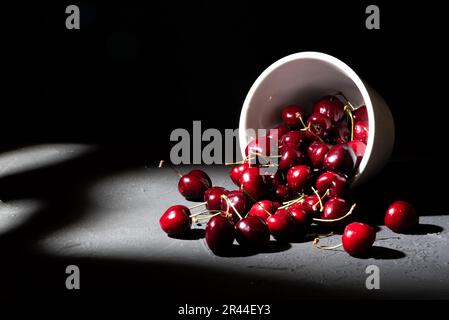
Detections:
[205, 214, 235, 254]
[289, 194, 319, 215]
[268, 124, 289, 143]
[280, 130, 308, 150]
[178, 170, 212, 201]
[331, 121, 350, 144]
[306, 113, 332, 141]
[248, 200, 280, 220]
[353, 105, 368, 122]
[385, 200, 418, 233]
[307, 141, 331, 168]
[286, 165, 311, 193]
[264, 170, 284, 192]
[273, 184, 292, 202]
[342, 222, 376, 256]
[289, 207, 309, 235]
[204, 187, 227, 210]
[354, 121, 369, 144]
[323, 144, 356, 176]
[230, 163, 250, 187]
[279, 146, 307, 171]
[240, 167, 267, 200]
[313, 95, 345, 123]
[159, 205, 191, 235]
[347, 140, 366, 168]
[220, 190, 249, 221]
[281, 105, 308, 128]
[320, 197, 350, 221]
[316, 171, 348, 198]
[235, 216, 270, 248]
[245, 136, 272, 158]
[267, 210, 297, 241]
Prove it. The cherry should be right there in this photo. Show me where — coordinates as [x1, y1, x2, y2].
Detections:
[289, 194, 319, 215]
[264, 170, 284, 192]
[273, 184, 292, 202]
[353, 105, 368, 122]
[385, 200, 418, 233]
[178, 170, 212, 201]
[280, 130, 308, 150]
[220, 190, 249, 221]
[235, 216, 270, 248]
[354, 121, 369, 144]
[160, 205, 191, 235]
[307, 141, 331, 168]
[313, 95, 345, 123]
[245, 136, 273, 158]
[342, 222, 376, 256]
[286, 165, 311, 193]
[204, 187, 227, 210]
[268, 124, 289, 143]
[279, 146, 307, 171]
[289, 207, 309, 235]
[281, 104, 308, 129]
[320, 197, 350, 221]
[205, 214, 235, 254]
[347, 140, 366, 168]
[240, 167, 267, 200]
[248, 200, 280, 220]
[306, 113, 332, 141]
[323, 144, 356, 176]
[331, 121, 350, 144]
[316, 171, 348, 198]
[230, 162, 250, 187]
[267, 210, 297, 241]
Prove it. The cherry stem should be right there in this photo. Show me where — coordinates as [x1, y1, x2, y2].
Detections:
[189, 209, 218, 218]
[240, 185, 271, 216]
[279, 194, 305, 209]
[192, 212, 221, 223]
[158, 160, 183, 178]
[312, 237, 343, 250]
[344, 105, 355, 141]
[311, 187, 324, 212]
[312, 203, 357, 223]
[188, 202, 206, 210]
[225, 156, 255, 166]
[220, 194, 243, 220]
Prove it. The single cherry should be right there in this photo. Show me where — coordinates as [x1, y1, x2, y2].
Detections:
[279, 146, 307, 171]
[316, 171, 348, 198]
[320, 197, 350, 221]
[286, 165, 311, 193]
[353, 105, 368, 122]
[178, 170, 212, 201]
[385, 200, 418, 233]
[235, 216, 270, 248]
[313, 95, 345, 123]
[160, 205, 192, 235]
[280, 130, 308, 150]
[307, 141, 331, 168]
[289, 207, 309, 236]
[248, 200, 280, 220]
[306, 113, 332, 141]
[342, 222, 376, 256]
[267, 210, 297, 241]
[354, 121, 369, 144]
[220, 190, 249, 222]
[273, 184, 292, 202]
[323, 144, 356, 176]
[331, 121, 350, 144]
[205, 214, 235, 254]
[281, 105, 308, 129]
[240, 167, 267, 200]
[204, 187, 227, 210]
[347, 140, 366, 168]
[230, 162, 250, 186]
[245, 136, 273, 160]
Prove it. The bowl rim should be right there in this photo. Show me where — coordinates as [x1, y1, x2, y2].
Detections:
[238, 51, 375, 185]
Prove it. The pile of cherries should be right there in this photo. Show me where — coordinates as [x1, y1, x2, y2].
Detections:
[160, 94, 418, 257]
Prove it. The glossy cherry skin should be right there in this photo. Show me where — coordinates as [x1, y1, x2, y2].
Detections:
[268, 124, 289, 143]
[245, 136, 272, 158]
[205, 215, 235, 254]
[353, 105, 368, 122]
[289, 207, 309, 235]
[306, 113, 332, 141]
[316, 171, 348, 198]
[342, 222, 376, 256]
[331, 121, 350, 144]
[347, 140, 366, 168]
[220, 190, 249, 222]
[281, 105, 308, 128]
[248, 200, 280, 220]
[320, 197, 350, 220]
[307, 141, 331, 168]
[323, 144, 356, 176]
[178, 170, 212, 201]
[280, 130, 308, 150]
[279, 146, 307, 171]
[286, 165, 311, 193]
[230, 163, 250, 186]
[240, 167, 267, 200]
[235, 216, 270, 248]
[273, 184, 292, 202]
[267, 210, 297, 241]
[385, 200, 418, 233]
[204, 187, 227, 210]
[313, 95, 345, 123]
[290, 194, 319, 215]
[354, 121, 369, 144]
[159, 205, 191, 235]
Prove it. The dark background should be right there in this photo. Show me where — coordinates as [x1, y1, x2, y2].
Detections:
[2, 1, 447, 159]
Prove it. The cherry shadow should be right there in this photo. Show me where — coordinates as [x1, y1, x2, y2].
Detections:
[214, 240, 291, 257]
[399, 223, 443, 235]
[354, 246, 406, 260]
[168, 228, 205, 240]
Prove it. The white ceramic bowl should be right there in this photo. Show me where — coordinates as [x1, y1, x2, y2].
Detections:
[239, 51, 394, 187]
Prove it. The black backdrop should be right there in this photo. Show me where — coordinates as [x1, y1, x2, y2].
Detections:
[2, 1, 448, 158]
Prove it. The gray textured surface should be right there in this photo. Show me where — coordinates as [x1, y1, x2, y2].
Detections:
[1, 144, 449, 300]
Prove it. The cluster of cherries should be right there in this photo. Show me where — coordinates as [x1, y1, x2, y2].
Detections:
[160, 94, 418, 257]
